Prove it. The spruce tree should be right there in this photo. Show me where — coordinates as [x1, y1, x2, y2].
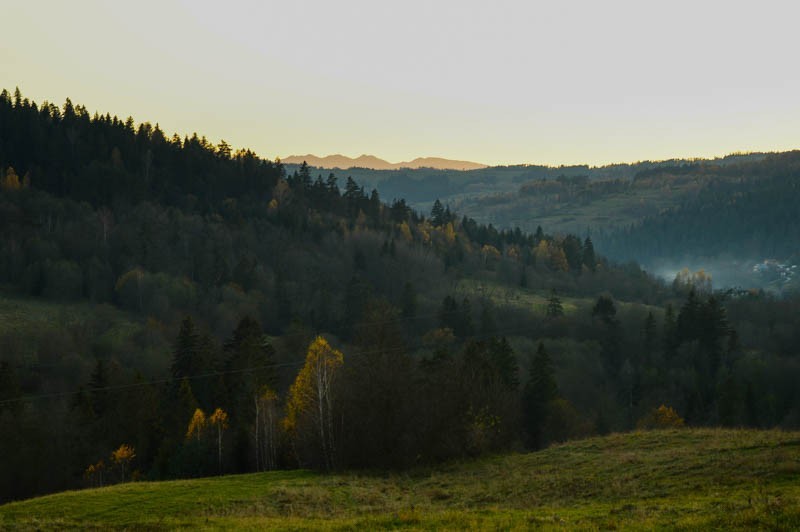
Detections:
[582, 236, 596, 272]
[490, 336, 519, 389]
[523, 342, 558, 449]
[172, 316, 200, 382]
[643, 311, 657, 361]
[546, 289, 564, 318]
[663, 304, 678, 360]
[430, 199, 445, 227]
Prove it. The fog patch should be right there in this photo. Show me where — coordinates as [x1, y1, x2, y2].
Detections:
[644, 256, 798, 293]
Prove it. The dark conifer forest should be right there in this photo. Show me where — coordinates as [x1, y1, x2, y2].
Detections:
[1, 89, 800, 502]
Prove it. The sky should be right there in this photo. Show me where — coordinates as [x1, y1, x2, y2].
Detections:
[2, 0, 799, 166]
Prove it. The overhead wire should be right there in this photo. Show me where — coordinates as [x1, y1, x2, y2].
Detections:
[0, 319, 550, 407]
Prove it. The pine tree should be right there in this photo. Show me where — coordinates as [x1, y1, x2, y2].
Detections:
[546, 289, 564, 318]
[224, 316, 276, 448]
[523, 342, 558, 449]
[592, 295, 616, 322]
[582, 236, 596, 272]
[489, 336, 519, 389]
[534, 226, 545, 244]
[172, 316, 200, 383]
[677, 287, 701, 343]
[663, 304, 678, 360]
[298, 161, 312, 189]
[643, 311, 657, 360]
[326, 173, 338, 194]
[430, 199, 445, 227]
[698, 296, 730, 377]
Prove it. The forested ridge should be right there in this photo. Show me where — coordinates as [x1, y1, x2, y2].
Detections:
[596, 152, 800, 263]
[1, 89, 799, 503]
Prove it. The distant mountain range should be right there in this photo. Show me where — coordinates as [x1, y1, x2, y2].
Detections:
[281, 154, 488, 171]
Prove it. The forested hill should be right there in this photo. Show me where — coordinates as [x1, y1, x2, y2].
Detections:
[1, 89, 799, 505]
[596, 151, 800, 265]
[0, 89, 283, 207]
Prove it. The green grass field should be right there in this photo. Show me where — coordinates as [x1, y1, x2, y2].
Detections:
[0, 291, 138, 338]
[2, 429, 798, 530]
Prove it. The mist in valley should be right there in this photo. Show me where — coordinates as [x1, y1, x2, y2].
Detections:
[646, 255, 798, 294]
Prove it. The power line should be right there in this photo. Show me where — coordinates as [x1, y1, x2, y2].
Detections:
[0, 322, 543, 407]
[4, 285, 548, 371]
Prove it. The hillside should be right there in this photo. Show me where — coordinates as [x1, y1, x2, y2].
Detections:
[281, 153, 488, 171]
[1, 429, 798, 529]
[2, 89, 800, 506]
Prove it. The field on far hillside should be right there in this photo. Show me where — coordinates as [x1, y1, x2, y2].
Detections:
[0, 291, 170, 381]
[2, 429, 798, 530]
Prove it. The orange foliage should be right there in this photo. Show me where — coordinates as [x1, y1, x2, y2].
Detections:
[637, 405, 685, 429]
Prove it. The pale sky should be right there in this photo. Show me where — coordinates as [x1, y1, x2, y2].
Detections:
[2, 0, 799, 166]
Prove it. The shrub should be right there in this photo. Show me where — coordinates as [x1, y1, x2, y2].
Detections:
[637, 405, 685, 429]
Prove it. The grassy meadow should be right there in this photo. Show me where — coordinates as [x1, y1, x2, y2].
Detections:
[2, 428, 798, 530]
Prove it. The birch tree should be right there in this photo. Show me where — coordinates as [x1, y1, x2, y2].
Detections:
[283, 336, 344, 470]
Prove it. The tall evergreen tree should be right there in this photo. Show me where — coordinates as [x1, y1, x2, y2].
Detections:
[172, 316, 201, 383]
[663, 304, 678, 360]
[582, 236, 596, 272]
[643, 311, 657, 361]
[546, 289, 564, 318]
[430, 199, 445, 227]
[489, 336, 519, 389]
[523, 342, 558, 449]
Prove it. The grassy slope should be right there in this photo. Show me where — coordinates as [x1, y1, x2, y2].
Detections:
[0, 290, 171, 379]
[455, 278, 660, 319]
[0, 291, 138, 338]
[2, 429, 799, 530]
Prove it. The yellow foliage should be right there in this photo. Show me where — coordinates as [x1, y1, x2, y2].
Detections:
[637, 405, 685, 430]
[186, 408, 207, 441]
[481, 244, 501, 259]
[271, 179, 291, 206]
[673, 268, 712, 294]
[111, 444, 136, 465]
[398, 221, 413, 242]
[534, 240, 550, 263]
[548, 245, 569, 272]
[419, 226, 431, 245]
[283, 336, 344, 436]
[1, 166, 21, 190]
[115, 268, 145, 292]
[422, 327, 456, 348]
[443, 222, 456, 244]
[259, 386, 278, 402]
[535, 240, 568, 272]
[83, 459, 105, 479]
[209, 407, 229, 430]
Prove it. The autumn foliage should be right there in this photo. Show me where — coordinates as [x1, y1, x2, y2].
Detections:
[284, 336, 344, 470]
[637, 405, 686, 430]
[111, 444, 136, 482]
[186, 408, 207, 442]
